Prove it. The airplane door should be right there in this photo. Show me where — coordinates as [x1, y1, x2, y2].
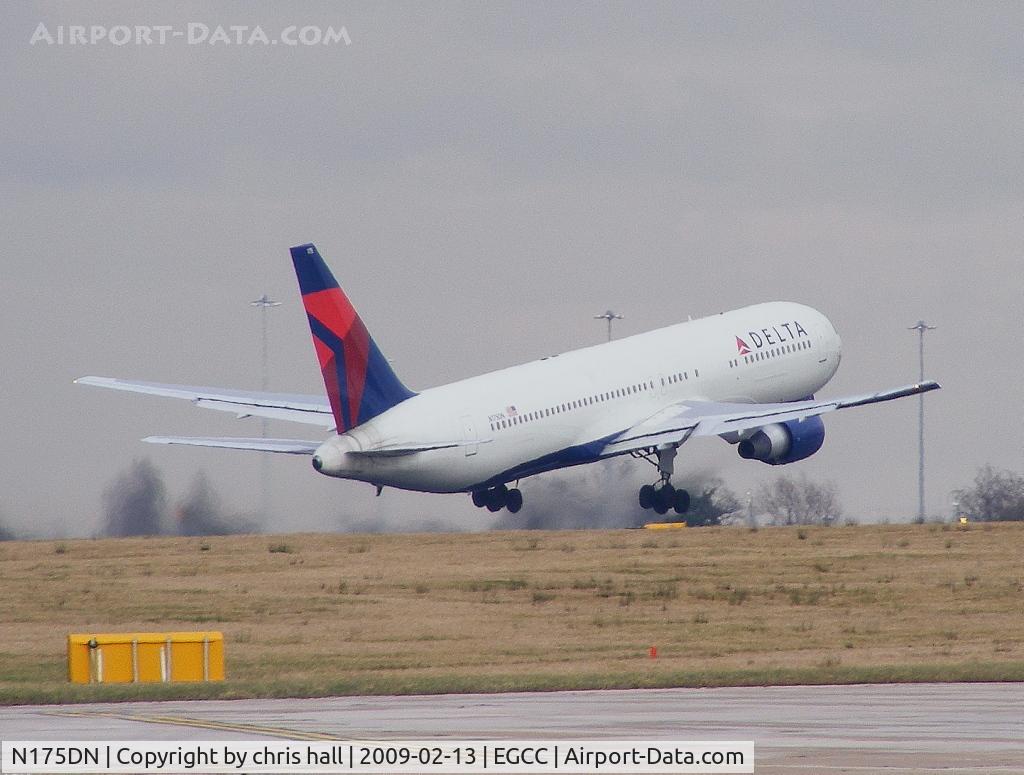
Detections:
[460, 414, 478, 456]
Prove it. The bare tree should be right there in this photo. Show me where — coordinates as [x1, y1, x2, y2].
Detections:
[953, 465, 1024, 522]
[175, 471, 257, 535]
[685, 479, 742, 526]
[758, 472, 842, 526]
[102, 459, 167, 536]
[175, 471, 225, 536]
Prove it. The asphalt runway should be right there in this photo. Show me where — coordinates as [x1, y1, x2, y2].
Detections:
[1, 683, 1021, 773]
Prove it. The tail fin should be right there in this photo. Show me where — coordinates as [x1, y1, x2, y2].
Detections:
[290, 243, 415, 433]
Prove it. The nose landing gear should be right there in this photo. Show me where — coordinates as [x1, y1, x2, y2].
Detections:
[636, 444, 690, 516]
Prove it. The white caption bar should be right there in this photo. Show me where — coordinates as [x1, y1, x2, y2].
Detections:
[1, 740, 753, 774]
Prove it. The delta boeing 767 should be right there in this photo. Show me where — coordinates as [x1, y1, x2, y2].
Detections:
[78, 244, 939, 516]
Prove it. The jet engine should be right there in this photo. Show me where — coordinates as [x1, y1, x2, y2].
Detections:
[737, 416, 825, 465]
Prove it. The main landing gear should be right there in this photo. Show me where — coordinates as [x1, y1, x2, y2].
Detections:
[471, 484, 523, 514]
[638, 482, 690, 515]
[635, 444, 690, 516]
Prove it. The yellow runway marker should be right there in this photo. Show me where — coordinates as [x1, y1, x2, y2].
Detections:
[45, 709, 337, 741]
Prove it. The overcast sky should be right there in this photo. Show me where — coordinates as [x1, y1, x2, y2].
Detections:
[3, 2, 1021, 536]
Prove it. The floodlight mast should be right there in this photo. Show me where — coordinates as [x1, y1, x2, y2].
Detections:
[594, 310, 624, 342]
[250, 294, 282, 394]
[908, 320, 935, 522]
[250, 294, 281, 517]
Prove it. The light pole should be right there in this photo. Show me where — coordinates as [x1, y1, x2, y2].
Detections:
[594, 310, 624, 342]
[908, 320, 935, 522]
[251, 294, 281, 395]
[251, 294, 281, 518]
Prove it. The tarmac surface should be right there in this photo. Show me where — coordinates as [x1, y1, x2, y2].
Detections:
[1, 683, 1022, 773]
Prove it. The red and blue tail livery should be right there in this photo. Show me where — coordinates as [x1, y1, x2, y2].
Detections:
[290, 243, 415, 433]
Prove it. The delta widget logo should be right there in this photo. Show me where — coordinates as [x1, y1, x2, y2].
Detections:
[735, 321, 808, 355]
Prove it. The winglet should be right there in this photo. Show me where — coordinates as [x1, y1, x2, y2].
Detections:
[290, 244, 415, 432]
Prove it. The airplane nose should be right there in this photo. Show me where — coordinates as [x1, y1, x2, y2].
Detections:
[312, 455, 324, 472]
[831, 326, 843, 361]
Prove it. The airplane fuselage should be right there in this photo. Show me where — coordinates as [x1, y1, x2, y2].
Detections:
[313, 301, 842, 492]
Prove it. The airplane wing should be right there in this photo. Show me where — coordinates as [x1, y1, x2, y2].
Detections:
[600, 380, 940, 456]
[75, 376, 335, 429]
[144, 437, 320, 454]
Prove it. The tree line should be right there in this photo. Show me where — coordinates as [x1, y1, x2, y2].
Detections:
[0, 462, 1021, 540]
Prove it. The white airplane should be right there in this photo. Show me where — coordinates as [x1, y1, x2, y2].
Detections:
[78, 243, 939, 516]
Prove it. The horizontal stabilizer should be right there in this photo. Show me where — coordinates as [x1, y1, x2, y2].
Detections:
[143, 436, 320, 454]
[76, 376, 335, 428]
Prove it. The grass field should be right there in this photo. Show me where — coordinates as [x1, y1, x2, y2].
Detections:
[1, 522, 1022, 705]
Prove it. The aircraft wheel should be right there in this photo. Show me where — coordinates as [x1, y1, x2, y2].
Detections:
[506, 488, 523, 514]
[485, 485, 508, 512]
[656, 483, 676, 512]
[673, 489, 690, 515]
[652, 500, 669, 516]
[638, 484, 656, 510]
[471, 490, 487, 508]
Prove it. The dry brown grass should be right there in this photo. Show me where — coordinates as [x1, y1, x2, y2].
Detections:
[1, 522, 1023, 704]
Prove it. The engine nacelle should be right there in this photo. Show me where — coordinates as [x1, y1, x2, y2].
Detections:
[737, 416, 825, 465]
